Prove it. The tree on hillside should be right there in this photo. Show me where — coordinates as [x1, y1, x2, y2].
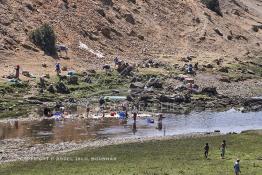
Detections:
[30, 24, 57, 56]
[201, 0, 223, 16]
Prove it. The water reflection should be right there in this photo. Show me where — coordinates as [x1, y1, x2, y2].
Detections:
[0, 109, 261, 144]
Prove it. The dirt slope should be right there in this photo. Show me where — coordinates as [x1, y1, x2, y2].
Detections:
[0, 0, 261, 77]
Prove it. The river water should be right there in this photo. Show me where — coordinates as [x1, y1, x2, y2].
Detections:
[0, 109, 261, 144]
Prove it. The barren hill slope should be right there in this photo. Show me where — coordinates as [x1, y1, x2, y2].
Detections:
[0, 0, 261, 77]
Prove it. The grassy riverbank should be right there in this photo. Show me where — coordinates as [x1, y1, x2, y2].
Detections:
[1, 131, 261, 175]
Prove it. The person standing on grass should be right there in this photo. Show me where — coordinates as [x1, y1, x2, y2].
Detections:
[234, 159, 241, 175]
[204, 143, 209, 159]
[220, 140, 227, 159]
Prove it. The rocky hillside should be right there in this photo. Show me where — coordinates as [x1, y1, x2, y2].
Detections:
[0, 0, 261, 76]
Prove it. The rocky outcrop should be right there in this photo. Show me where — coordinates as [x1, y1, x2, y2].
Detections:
[159, 95, 185, 103]
[243, 98, 262, 111]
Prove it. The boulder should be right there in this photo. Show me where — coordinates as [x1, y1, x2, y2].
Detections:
[68, 98, 77, 103]
[184, 94, 191, 103]
[244, 98, 262, 107]
[26, 99, 43, 105]
[22, 43, 39, 52]
[22, 71, 31, 77]
[219, 76, 231, 83]
[139, 94, 153, 102]
[67, 76, 78, 85]
[131, 76, 143, 83]
[124, 14, 135, 25]
[101, 27, 111, 39]
[101, 0, 113, 6]
[112, 90, 120, 94]
[118, 63, 133, 76]
[128, 0, 136, 4]
[159, 95, 185, 103]
[39, 77, 47, 88]
[146, 78, 163, 88]
[247, 69, 255, 75]
[47, 84, 56, 93]
[126, 95, 134, 102]
[214, 28, 223, 36]
[117, 62, 128, 72]
[175, 84, 188, 92]
[227, 35, 233, 40]
[83, 76, 92, 83]
[201, 0, 222, 16]
[56, 82, 70, 94]
[243, 97, 262, 111]
[97, 9, 106, 17]
[219, 67, 229, 73]
[89, 69, 97, 74]
[252, 25, 262, 32]
[205, 64, 214, 68]
[174, 95, 185, 103]
[137, 35, 145, 40]
[141, 59, 164, 68]
[201, 87, 218, 96]
[128, 30, 137, 37]
[130, 82, 144, 89]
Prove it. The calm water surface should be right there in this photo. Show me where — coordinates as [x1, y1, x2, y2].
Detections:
[0, 109, 261, 144]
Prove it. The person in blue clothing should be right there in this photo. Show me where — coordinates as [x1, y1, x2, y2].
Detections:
[55, 63, 61, 76]
[187, 64, 193, 74]
[234, 159, 241, 175]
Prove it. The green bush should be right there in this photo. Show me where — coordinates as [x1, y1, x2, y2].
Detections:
[201, 0, 222, 16]
[30, 24, 57, 55]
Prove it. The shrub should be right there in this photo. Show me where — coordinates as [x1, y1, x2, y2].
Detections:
[30, 24, 57, 55]
[201, 0, 222, 16]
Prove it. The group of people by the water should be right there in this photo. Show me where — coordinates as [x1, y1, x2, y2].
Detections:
[12, 58, 242, 175]
[97, 96, 165, 133]
[204, 140, 241, 175]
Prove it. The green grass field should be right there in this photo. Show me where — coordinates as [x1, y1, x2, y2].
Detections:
[1, 132, 262, 175]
